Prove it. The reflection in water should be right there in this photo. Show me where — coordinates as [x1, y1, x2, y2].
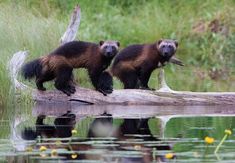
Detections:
[21, 111, 76, 140]
[18, 112, 172, 162]
[87, 113, 172, 162]
[5, 103, 235, 162]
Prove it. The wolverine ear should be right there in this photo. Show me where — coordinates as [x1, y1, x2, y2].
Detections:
[99, 40, 104, 46]
[157, 39, 163, 45]
[156, 39, 163, 49]
[116, 41, 120, 47]
[174, 40, 178, 47]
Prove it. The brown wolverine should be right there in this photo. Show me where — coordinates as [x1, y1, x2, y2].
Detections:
[21, 40, 120, 96]
[98, 39, 183, 92]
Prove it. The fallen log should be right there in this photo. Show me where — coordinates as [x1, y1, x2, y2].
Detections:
[8, 5, 235, 106]
[32, 87, 235, 105]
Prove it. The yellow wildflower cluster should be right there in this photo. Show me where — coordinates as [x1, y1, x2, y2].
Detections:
[71, 153, 78, 159]
[71, 129, 78, 135]
[224, 129, 232, 135]
[165, 153, 174, 159]
[51, 149, 57, 157]
[39, 146, 47, 152]
[204, 136, 214, 144]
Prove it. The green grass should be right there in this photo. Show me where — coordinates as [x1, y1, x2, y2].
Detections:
[0, 0, 235, 106]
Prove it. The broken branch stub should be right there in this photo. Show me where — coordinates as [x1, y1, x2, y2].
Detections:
[60, 5, 81, 45]
[8, 51, 29, 91]
[157, 68, 174, 92]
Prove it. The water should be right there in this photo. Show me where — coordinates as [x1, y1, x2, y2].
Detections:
[1, 103, 235, 162]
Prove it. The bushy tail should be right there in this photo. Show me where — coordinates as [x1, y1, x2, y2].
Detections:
[21, 59, 42, 79]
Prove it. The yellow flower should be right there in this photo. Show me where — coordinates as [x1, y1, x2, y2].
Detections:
[165, 153, 174, 159]
[134, 145, 141, 150]
[39, 146, 47, 152]
[71, 129, 78, 135]
[225, 129, 232, 135]
[71, 153, 78, 159]
[51, 149, 57, 157]
[25, 147, 33, 152]
[204, 136, 214, 144]
[55, 140, 62, 146]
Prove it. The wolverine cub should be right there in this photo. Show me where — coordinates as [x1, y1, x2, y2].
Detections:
[22, 40, 120, 96]
[98, 39, 183, 92]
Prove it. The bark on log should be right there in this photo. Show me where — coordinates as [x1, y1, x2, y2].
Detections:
[33, 87, 235, 105]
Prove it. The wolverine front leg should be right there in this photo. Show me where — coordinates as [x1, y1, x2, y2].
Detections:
[139, 68, 155, 90]
[97, 71, 113, 95]
[68, 72, 76, 93]
[89, 69, 112, 96]
[88, 69, 101, 90]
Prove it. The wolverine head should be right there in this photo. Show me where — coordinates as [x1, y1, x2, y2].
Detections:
[99, 40, 120, 58]
[157, 39, 178, 61]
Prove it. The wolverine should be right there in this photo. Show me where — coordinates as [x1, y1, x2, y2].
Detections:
[98, 39, 183, 92]
[21, 40, 120, 96]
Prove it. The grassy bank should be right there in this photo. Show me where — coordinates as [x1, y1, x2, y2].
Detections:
[0, 0, 235, 106]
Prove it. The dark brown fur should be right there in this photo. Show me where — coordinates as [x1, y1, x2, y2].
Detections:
[22, 40, 120, 95]
[98, 39, 178, 91]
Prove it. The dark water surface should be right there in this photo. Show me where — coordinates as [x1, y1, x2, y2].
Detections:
[1, 103, 235, 162]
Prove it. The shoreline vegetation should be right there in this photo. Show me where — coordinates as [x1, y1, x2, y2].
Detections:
[0, 0, 235, 106]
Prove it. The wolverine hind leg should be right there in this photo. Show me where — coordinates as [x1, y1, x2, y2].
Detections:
[54, 66, 75, 96]
[119, 70, 139, 89]
[36, 71, 55, 91]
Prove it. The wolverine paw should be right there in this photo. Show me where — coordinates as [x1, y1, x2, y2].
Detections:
[61, 87, 73, 96]
[61, 89, 71, 96]
[37, 87, 46, 91]
[68, 85, 76, 94]
[98, 88, 113, 96]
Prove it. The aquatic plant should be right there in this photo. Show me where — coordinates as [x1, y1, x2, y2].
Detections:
[71, 129, 78, 135]
[204, 136, 215, 144]
[71, 153, 78, 159]
[51, 149, 58, 157]
[214, 129, 232, 154]
[39, 146, 47, 152]
[165, 153, 174, 159]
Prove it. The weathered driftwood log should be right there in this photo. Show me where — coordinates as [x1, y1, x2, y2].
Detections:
[8, 5, 235, 106]
[33, 87, 235, 105]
